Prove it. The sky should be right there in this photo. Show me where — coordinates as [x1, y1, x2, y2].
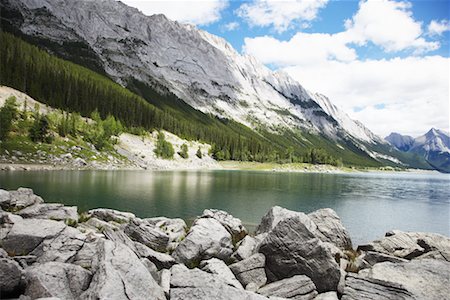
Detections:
[120, 0, 449, 138]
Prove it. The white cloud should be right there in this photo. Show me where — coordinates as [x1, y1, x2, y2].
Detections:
[243, 32, 356, 66]
[223, 21, 239, 31]
[236, 0, 328, 33]
[284, 56, 449, 137]
[119, 0, 228, 25]
[428, 20, 450, 36]
[344, 0, 439, 53]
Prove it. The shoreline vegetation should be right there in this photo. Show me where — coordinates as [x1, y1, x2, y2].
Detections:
[0, 188, 449, 299]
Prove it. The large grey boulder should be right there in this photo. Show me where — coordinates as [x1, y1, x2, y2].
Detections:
[24, 262, 91, 300]
[81, 239, 165, 300]
[232, 234, 267, 262]
[17, 203, 78, 222]
[257, 275, 318, 300]
[308, 208, 352, 250]
[342, 259, 450, 300]
[145, 217, 187, 251]
[0, 257, 23, 295]
[172, 217, 233, 266]
[88, 208, 135, 224]
[200, 258, 243, 289]
[256, 206, 315, 235]
[170, 264, 268, 300]
[258, 216, 341, 292]
[358, 230, 450, 261]
[0, 188, 44, 211]
[1, 218, 66, 255]
[229, 253, 267, 289]
[202, 209, 247, 242]
[124, 220, 169, 252]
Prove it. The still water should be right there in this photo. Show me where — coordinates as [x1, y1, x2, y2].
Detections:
[1, 170, 449, 246]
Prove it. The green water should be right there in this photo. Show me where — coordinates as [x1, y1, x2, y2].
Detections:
[1, 170, 449, 245]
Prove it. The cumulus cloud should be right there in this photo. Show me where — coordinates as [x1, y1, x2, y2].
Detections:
[119, 0, 228, 25]
[236, 0, 328, 33]
[284, 56, 449, 137]
[344, 0, 439, 53]
[428, 20, 450, 36]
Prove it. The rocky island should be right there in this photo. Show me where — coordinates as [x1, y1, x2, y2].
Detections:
[0, 188, 449, 299]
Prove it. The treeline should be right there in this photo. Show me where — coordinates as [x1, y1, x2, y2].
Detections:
[0, 31, 345, 165]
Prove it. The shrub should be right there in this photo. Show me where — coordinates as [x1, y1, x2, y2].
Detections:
[179, 143, 189, 159]
[154, 132, 174, 159]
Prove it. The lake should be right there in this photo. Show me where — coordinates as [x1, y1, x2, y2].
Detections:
[0, 170, 449, 246]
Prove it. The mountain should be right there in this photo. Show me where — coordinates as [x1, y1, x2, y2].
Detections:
[385, 129, 450, 172]
[385, 133, 414, 152]
[0, 0, 429, 168]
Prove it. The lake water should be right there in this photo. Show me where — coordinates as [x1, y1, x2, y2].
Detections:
[0, 170, 449, 246]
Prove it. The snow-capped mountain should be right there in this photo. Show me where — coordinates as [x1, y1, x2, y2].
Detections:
[1, 0, 417, 167]
[386, 129, 450, 172]
[385, 133, 414, 152]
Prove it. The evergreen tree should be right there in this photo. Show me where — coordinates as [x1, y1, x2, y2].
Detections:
[179, 143, 189, 159]
[154, 132, 174, 159]
[0, 96, 18, 141]
[29, 114, 52, 143]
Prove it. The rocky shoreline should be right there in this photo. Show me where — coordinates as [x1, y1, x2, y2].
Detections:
[0, 188, 449, 300]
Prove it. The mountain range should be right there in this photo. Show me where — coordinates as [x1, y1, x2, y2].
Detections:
[386, 129, 450, 173]
[0, 0, 437, 170]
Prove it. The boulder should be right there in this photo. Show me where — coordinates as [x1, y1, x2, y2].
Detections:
[0, 257, 23, 295]
[17, 204, 78, 222]
[24, 262, 91, 300]
[257, 275, 318, 300]
[134, 242, 176, 269]
[81, 239, 165, 300]
[229, 253, 267, 289]
[0, 188, 44, 211]
[2, 218, 66, 256]
[258, 216, 341, 292]
[342, 259, 450, 300]
[72, 239, 100, 270]
[34, 225, 86, 263]
[202, 209, 247, 242]
[256, 206, 315, 235]
[232, 234, 267, 262]
[356, 251, 408, 270]
[88, 208, 135, 224]
[84, 217, 120, 232]
[170, 264, 267, 300]
[145, 217, 187, 251]
[159, 268, 171, 297]
[357, 230, 450, 260]
[308, 208, 352, 249]
[172, 217, 233, 266]
[124, 220, 169, 252]
[200, 258, 243, 289]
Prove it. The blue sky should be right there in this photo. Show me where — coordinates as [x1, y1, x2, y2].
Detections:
[121, 0, 449, 137]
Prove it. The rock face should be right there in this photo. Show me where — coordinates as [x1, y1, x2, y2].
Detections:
[229, 253, 267, 289]
[170, 264, 267, 300]
[258, 216, 341, 292]
[342, 259, 450, 300]
[172, 217, 233, 266]
[81, 239, 165, 300]
[257, 275, 318, 300]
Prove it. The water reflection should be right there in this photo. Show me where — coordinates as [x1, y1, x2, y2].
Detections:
[0, 170, 448, 245]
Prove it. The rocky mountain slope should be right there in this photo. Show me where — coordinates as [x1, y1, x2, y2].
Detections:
[386, 129, 450, 172]
[0, 0, 430, 168]
[1, 188, 449, 299]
